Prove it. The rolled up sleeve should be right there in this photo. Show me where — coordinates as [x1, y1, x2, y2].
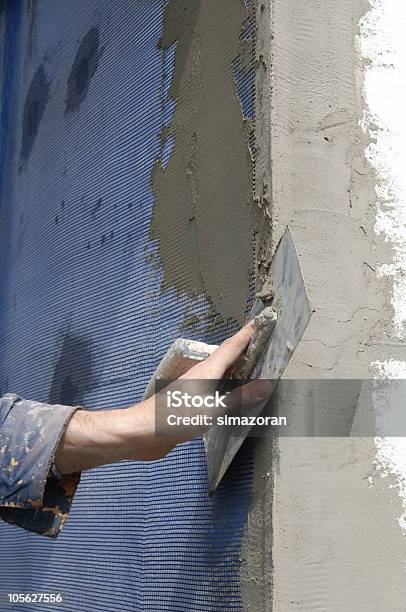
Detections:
[0, 394, 82, 538]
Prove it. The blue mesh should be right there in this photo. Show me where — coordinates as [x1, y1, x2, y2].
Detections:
[0, 2, 255, 610]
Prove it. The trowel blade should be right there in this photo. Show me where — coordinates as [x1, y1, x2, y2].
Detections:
[203, 227, 312, 494]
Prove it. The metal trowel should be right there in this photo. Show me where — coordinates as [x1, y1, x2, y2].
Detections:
[204, 227, 312, 493]
[143, 227, 312, 494]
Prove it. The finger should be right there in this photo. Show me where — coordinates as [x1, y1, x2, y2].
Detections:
[203, 320, 255, 376]
[181, 321, 255, 381]
[221, 379, 273, 417]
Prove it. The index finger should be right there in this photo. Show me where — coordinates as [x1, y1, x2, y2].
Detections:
[200, 320, 255, 378]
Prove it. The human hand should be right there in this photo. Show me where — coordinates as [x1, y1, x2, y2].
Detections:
[55, 321, 269, 473]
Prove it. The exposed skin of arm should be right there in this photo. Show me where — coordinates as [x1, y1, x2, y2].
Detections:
[54, 321, 256, 475]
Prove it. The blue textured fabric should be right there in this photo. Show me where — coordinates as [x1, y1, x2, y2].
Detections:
[0, 1, 255, 610]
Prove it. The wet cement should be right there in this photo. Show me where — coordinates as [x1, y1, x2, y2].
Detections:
[20, 64, 50, 164]
[240, 1, 406, 610]
[148, 0, 406, 608]
[65, 27, 103, 113]
[150, 0, 253, 325]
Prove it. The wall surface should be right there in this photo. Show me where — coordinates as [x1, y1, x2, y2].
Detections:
[151, 0, 254, 325]
[0, 2, 256, 610]
[1, 1, 405, 610]
[361, 0, 406, 529]
[241, 0, 406, 610]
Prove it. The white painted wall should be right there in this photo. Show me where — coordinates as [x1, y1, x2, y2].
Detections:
[360, 0, 406, 530]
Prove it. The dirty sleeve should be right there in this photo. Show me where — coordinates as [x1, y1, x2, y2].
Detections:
[0, 394, 81, 538]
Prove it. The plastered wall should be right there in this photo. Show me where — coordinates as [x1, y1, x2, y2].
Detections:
[241, 1, 406, 610]
[151, 0, 254, 325]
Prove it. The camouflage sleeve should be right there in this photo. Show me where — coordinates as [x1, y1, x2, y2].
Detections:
[0, 394, 82, 538]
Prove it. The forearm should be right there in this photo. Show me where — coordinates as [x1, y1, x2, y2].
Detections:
[54, 399, 176, 474]
[0, 324, 254, 536]
[55, 323, 257, 475]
